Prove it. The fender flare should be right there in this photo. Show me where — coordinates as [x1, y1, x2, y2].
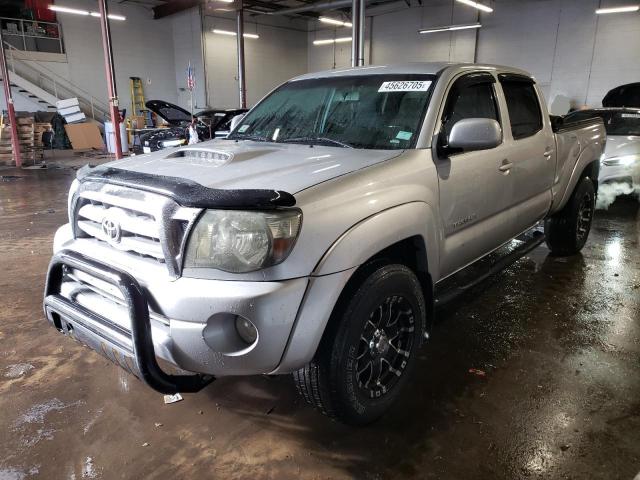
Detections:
[553, 143, 601, 214]
[271, 202, 439, 374]
[313, 201, 440, 279]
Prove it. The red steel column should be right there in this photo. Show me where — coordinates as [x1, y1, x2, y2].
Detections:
[98, 0, 123, 159]
[0, 28, 22, 167]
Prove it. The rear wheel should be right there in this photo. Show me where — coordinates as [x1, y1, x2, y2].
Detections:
[545, 176, 596, 256]
[293, 263, 426, 425]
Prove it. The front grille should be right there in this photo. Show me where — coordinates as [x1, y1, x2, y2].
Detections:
[72, 182, 200, 277]
[76, 199, 164, 261]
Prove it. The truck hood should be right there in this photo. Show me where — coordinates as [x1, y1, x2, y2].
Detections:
[604, 135, 640, 158]
[106, 138, 403, 193]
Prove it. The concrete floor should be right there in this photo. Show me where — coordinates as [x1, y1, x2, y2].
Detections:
[1, 165, 639, 480]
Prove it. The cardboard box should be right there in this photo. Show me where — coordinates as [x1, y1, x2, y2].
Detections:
[64, 122, 104, 150]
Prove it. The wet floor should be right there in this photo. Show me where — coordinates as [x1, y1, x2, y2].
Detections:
[1, 166, 639, 479]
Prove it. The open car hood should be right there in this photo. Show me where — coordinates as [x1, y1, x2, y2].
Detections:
[603, 83, 640, 108]
[145, 100, 192, 126]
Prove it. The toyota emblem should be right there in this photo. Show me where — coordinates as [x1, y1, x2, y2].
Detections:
[101, 216, 122, 243]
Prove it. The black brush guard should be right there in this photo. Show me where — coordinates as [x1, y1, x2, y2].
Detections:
[43, 250, 214, 394]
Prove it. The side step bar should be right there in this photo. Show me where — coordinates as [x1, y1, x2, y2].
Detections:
[43, 250, 214, 394]
[435, 230, 545, 307]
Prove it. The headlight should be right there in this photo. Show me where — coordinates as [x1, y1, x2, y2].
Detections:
[184, 209, 302, 273]
[602, 154, 639, 167]
[68, 179, 80, 223]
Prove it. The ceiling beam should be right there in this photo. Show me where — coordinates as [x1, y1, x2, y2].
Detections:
[153, 0, 202, 19]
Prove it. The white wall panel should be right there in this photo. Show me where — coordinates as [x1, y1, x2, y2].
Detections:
[57, 0, 178, 118]
[203, 15, 308, 108]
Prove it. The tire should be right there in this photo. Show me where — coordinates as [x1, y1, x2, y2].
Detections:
[293, 263, 427, 425]
[544, 176, 596, 256]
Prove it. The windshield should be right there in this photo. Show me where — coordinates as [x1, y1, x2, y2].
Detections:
[565, 110, 640, 136]
[228, 74, 436, 149]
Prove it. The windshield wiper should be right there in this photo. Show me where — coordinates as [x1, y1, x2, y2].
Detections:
[228, 133, 270, 142]
[280, 136, 353, 148]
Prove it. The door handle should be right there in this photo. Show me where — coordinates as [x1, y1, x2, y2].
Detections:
[499, 160, 513, 172]
[543, 146, 553, 158]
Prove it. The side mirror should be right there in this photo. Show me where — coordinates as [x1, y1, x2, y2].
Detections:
[229, 114, 246, 132]
[448, 118, 502, 152]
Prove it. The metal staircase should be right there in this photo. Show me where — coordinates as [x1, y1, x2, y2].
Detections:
[1, 41, 109, 121]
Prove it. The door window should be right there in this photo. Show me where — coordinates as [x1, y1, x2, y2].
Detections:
[442, 79, 500, 139]
[500, 80, 543, 140]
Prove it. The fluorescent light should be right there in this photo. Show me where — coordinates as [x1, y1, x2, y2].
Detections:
[213, 29, 236, 36]
[596, 5, 639, 13]
[50, 6, 125, 20]
[49, 5, 89, 15]
[89, 12, 127, 20]
[313, 36, 352, 45]
[456, 0, 493, 13]
[215, 0, 235, 2]
[212, 29, 260, 39]
[419, 22, 481, 33]
[319, 16, 353, 27]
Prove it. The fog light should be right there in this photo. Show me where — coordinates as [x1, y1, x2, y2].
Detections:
[235, 317, 258, 344]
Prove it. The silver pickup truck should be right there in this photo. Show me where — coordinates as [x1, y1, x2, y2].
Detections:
[44, 63, 605, 425]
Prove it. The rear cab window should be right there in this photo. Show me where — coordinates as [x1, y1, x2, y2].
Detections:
[499, 74, 543, 140]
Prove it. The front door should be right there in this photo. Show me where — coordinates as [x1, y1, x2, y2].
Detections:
[435, 72, 517, 278]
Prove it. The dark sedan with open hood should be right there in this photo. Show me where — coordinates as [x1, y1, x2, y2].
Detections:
[139, 100, 247, 153]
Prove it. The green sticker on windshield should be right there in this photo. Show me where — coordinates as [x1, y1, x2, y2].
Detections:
[396, 131, 413, 141]
[238, 124, 250, 133]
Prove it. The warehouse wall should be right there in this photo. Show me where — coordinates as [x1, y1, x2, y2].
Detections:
[477, 0, 640, 107]
[202, 14, 308, 108]
[57, 0, 178, 119]
[307, 0, 640, 109]
[172, 7, 207, 112]
[307, 1, 477, 72]
[4, 0, 179, 117]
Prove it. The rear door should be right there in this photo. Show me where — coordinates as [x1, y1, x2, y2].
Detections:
[434, 72, 517, 278]
[497, 75, 555, 234]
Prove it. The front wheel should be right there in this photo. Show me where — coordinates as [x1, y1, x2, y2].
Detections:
[293, 263, 427, 425]
[545, 176, 596, 256]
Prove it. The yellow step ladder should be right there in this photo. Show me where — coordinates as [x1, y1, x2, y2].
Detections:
[129, 77, 152, 127]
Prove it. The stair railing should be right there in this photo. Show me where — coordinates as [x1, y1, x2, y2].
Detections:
[2, 40, 109, 121]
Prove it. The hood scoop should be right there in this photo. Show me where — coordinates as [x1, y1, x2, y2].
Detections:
[163, 148, 233, 167]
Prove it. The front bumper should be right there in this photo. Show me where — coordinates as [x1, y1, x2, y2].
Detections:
[45, 227, 309, 390]
[44, 250, 213, 394]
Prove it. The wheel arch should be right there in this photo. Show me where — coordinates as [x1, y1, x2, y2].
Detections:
[553, 150, 601, 214]
[272, 202, 438, 374]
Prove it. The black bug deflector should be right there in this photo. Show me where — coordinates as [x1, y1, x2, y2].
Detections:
[76, 165, 296, 209]
[43, 250, 214, 394]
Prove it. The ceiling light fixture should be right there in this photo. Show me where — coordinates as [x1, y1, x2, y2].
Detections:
[89, 12, 126, 20]
[313, 37, 352, 45]
[212, 29, 259, 39]
[456, 0, 493, 13]
[419, 22, 482, 33]
[49, 5, 126, 20]
[49, 5, 89, 15]
[595, 5, 639, 13]
[319, 17, 353, 27]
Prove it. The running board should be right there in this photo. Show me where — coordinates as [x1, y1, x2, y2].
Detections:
[434, 229, 545, 307]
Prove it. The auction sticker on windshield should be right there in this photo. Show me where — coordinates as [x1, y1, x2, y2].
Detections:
[378, 81, 432, 92]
